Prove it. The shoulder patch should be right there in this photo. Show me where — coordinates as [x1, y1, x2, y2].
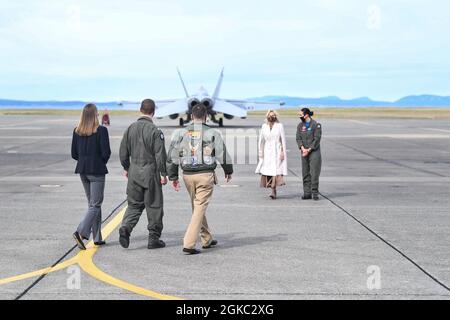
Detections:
[157, 129, 164, 140]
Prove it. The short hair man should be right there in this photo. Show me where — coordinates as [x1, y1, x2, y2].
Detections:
[119, 99, 168, 249]
[167, 104, 233, 254]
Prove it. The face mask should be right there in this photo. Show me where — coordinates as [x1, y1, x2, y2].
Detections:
[300, 116, 306, 122]
[268, 116, 276, 122]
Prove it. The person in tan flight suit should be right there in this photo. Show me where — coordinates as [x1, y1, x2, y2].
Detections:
[167, 103, 233, 255]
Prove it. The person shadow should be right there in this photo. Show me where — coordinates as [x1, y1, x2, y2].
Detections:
[105, 231, 288, 251]
[211, 232, 288, 252]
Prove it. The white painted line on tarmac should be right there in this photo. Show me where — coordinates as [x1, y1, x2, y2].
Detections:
[0, 127, 47, 130]
[422, 127, 450, 133]
[347, 119, 373, 126]
[0, 176, 449, 183]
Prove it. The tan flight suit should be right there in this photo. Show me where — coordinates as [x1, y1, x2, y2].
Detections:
[167, 122, 233, 249]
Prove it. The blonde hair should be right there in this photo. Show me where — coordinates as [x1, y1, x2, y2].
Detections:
[265, 109, 280, 124]
[75, 104, 99, 136]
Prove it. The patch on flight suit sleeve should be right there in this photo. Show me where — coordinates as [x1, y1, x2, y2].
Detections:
[158, 130, 164, 140]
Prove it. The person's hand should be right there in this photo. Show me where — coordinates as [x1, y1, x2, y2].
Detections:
[160, 176, 168, 185]
[172, 180, 180, 192]
[124, 171, 129, 179]
[225, 174, 232, 183]
[302, 148, 312, 157]
[302, 148, 309, 157]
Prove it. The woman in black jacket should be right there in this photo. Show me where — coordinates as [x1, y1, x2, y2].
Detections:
[71, 103, 111, 250]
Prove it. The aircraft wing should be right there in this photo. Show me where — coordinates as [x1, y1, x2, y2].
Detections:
[213, 100, 247, 118]
[154, 99, 188, 118]
[118, 99, 178, 110]
[156, 99, 178, 106]
[224, 99, 285, 111]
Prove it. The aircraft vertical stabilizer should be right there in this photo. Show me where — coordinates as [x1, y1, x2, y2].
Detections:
[213, 68, 224, 99]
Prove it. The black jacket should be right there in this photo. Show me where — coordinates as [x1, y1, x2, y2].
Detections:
[71, 126, 111, 175]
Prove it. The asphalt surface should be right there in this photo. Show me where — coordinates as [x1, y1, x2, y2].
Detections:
[0, 114, 449, 300]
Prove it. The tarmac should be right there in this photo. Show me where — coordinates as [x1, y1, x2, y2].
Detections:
[0, 114, 449, 300]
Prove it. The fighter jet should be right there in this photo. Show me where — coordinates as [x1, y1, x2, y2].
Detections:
[118, 68, 285, 127]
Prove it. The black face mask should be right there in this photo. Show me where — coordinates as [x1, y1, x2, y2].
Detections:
[300, 116, 306, 122]
[268, 116, 277, 122]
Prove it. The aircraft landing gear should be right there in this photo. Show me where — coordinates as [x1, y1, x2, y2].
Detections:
[179, 118, 185, 127]
[218, 118, 224, 127]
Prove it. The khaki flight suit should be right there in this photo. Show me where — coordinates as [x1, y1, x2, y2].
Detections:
[296, 119, 322, 196]
[167, 122, 233, 249]
[119, 116, 167, 240]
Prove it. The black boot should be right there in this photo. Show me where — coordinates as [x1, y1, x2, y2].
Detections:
[183, 248, 201, 255]
[313, 194, 319, 201]
[202, 240, 218, 249]
[302, 194, 312, 200]
[148, 239, 166, 249]
[73, 232, 86, 250]
[119, 226, 130, 248]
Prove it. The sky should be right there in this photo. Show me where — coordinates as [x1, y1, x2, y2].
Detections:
[0, 0, 449, 101]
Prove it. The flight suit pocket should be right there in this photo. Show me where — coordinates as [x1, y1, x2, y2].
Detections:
[146, 175, 163, 208]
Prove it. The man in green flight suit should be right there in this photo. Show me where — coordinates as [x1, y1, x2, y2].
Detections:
[167, 103, 233, 255]
[119, 99, 168, 249]
[296, 107, 322, 201]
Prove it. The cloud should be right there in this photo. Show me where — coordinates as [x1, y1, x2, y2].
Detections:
[66, 5, 81, 32]
[0, 0, 449, 101]
[367, 4, 382, 31]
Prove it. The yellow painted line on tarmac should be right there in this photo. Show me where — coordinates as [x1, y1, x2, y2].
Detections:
[78, 251, 182, 300]
[77, 208, 183, 300]
[0, 206, 183, 300]
[0, 257, 77, 285]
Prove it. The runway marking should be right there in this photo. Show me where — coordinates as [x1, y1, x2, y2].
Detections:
[287, 168, 450, 292]
[0, 207, 183, 300]
[333, 140, 446, 178]
[1, 134, 450, 140]
[0, 257, 77, 285]
[347, 119, 373, 126]
[3, 176, 450, 183]
[422, 128, 450, 133]
[0, 127, 47, 130]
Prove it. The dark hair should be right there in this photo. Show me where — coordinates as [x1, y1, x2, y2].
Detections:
[192, 103, 207, 119]
[140, 99, 156, 115]
[301, 108, 314, 117]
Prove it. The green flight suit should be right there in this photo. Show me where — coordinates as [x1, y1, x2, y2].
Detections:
[166, 123, 233, 180]
[119, 116, 167, 240]
[296, 119, 322, 196]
